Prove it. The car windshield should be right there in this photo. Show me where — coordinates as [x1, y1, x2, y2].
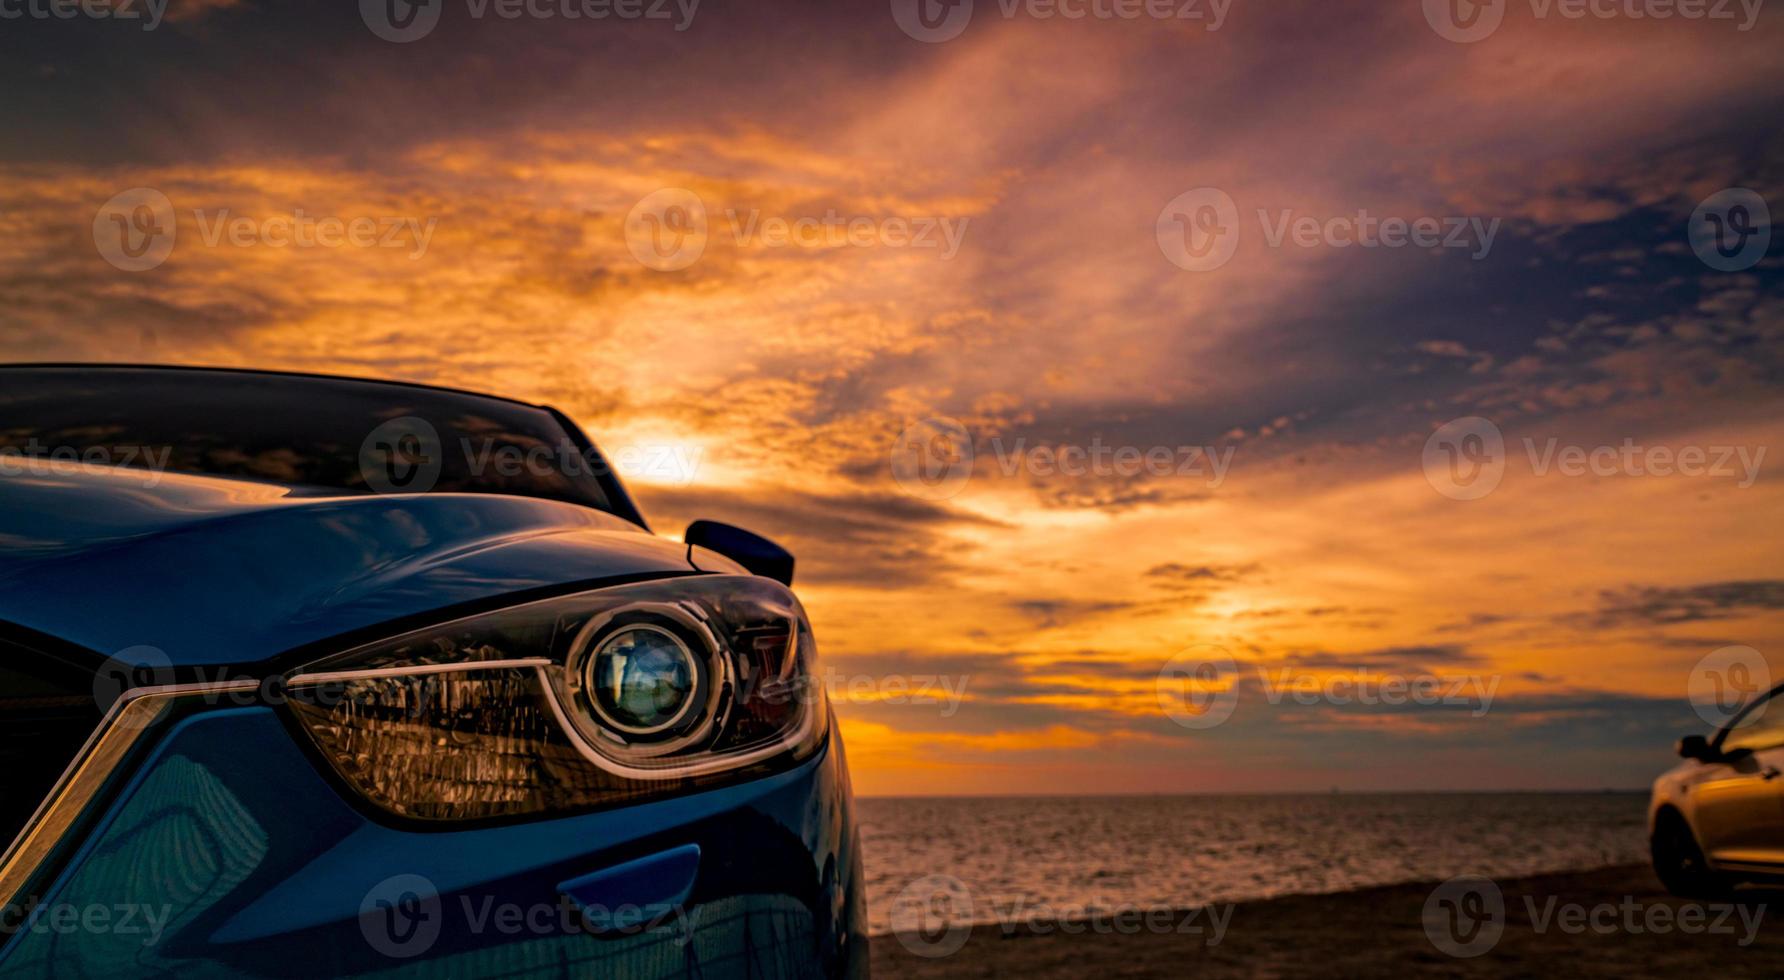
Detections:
[0, 366, 620, 514]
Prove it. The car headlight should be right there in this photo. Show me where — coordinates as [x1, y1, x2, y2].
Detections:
[584, 624, 698, 736]
[281, 575, 826, 823]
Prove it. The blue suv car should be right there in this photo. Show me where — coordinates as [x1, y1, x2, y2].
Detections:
[0, 364, 868, 978]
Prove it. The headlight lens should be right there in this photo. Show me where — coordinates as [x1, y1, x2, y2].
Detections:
[586, 625, 698, 735]
[282, 575, 825, 823]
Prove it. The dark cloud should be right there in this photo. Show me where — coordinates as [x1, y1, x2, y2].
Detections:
[1271, 645, 1486, 673]
[1004, 599, 1136, 629]
[1435, 613, 1511, 634]
[1578, 579, 1784, 628]
[1143, 562, 1262, 589]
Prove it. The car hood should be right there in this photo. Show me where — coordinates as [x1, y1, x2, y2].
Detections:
[0, 465, 696, 668]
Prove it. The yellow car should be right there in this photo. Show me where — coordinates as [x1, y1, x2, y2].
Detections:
[1651, 684, 1784, 897]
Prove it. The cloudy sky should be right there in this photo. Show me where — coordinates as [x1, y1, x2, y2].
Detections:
[2, 0, 1780, 795]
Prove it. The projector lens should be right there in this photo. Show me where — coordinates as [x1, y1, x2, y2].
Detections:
[585, 625, 698, 735]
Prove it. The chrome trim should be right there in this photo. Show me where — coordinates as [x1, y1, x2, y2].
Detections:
[561, 602, 728, 759]
[0, 681, 258, 910]
[535, 663, 821, 782]
[578, 623, 703, 738]
[283, 658, 553, 686]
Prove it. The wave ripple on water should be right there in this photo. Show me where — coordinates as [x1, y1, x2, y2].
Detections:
[857, 793, 1648, 937]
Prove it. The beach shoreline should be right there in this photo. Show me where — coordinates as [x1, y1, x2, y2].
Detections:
[872, 863, 1784, 977]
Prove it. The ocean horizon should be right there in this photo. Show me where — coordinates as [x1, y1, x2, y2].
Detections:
[858, 791, 1649, 937]
[858, 788, 1651, 798]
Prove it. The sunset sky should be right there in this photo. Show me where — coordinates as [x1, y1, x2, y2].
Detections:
[1, 0, 1780, 795]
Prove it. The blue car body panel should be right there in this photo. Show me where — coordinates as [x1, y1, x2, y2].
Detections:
[0, 462, 866, 977]
[0, 466, 700, 667]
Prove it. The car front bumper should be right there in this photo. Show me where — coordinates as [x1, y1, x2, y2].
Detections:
[0, 702, 867, 978]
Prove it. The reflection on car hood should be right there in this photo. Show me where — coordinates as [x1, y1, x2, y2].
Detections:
[0, 465, 693, 667]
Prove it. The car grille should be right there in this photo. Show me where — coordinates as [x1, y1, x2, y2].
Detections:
[0, 640, 106, 851]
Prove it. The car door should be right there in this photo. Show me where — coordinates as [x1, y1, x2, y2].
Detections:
[1693, 688, 1784, 869]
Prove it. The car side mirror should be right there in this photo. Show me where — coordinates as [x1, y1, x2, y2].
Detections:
[685, 520, 795, 586]
[1677, 735, 1714, 761]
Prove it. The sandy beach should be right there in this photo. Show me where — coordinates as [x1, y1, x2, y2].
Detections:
[872, 864, 1784, 978]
